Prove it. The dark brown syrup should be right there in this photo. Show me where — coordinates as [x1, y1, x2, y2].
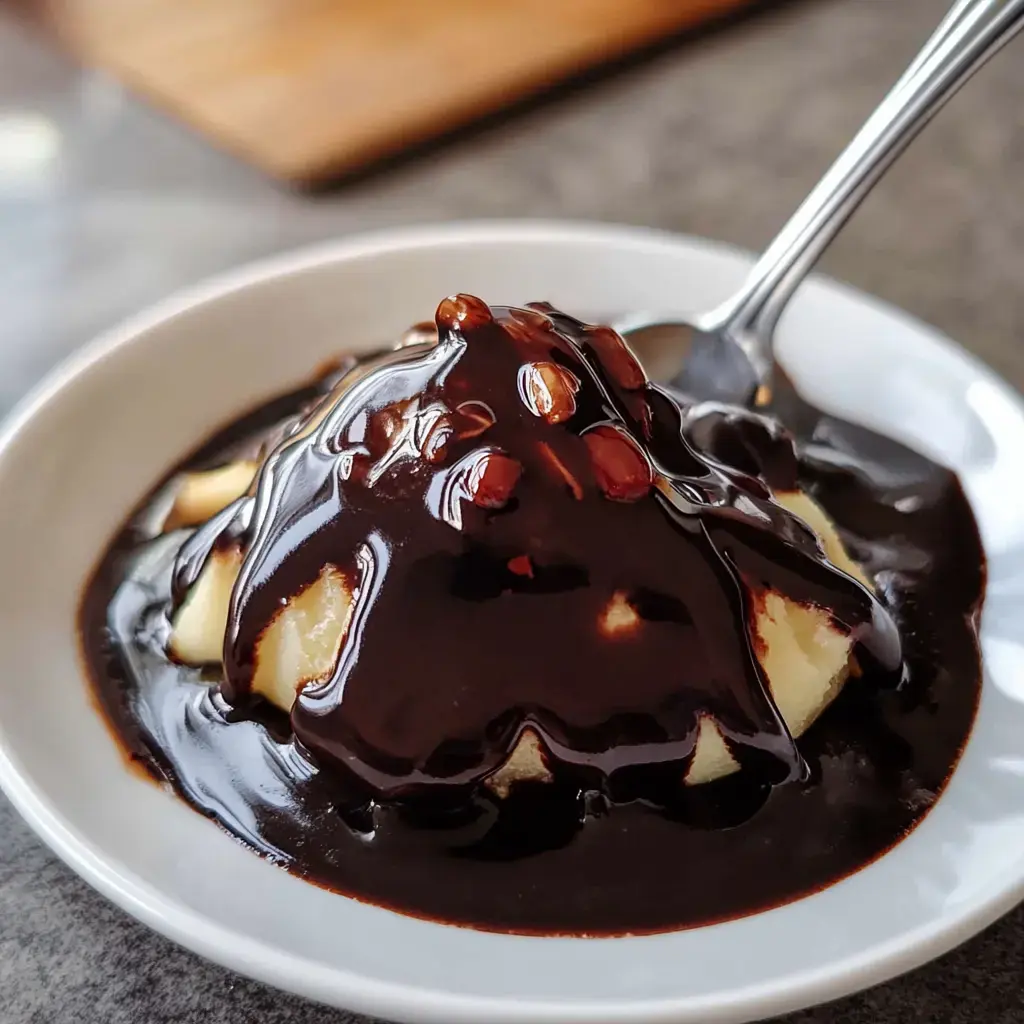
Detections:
[79, 297, 984, 934]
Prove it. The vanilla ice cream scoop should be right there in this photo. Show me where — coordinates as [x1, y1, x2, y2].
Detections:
[167, 295, 902, 805]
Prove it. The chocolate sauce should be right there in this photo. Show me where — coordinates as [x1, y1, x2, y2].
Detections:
[79, 297, 984, 934]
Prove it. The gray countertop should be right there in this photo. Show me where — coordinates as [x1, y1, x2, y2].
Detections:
[1, 0, 1023, 1020]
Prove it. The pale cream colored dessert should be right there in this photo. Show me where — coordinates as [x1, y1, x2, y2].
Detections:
[166, 454, 870, 790]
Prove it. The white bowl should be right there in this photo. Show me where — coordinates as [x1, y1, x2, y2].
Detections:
[0, 221, 1022, 1024]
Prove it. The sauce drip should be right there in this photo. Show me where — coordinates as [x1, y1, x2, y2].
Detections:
[79, 297, 984, 934]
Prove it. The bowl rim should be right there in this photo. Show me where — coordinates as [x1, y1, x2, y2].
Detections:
[0, 218, 1021, 1024]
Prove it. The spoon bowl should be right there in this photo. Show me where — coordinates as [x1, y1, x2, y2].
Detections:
[620, 0, 1024, 404]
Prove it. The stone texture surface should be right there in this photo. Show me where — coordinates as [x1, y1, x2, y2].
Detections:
[0, 0, 1023, 1020]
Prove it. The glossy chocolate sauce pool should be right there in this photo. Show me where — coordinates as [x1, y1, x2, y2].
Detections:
[79, 297, 984, 935]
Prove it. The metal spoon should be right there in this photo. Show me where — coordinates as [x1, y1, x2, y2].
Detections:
[618, 0, 1024, 406]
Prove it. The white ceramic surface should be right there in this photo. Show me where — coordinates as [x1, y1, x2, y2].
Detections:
[0, 222, 1021, 1024]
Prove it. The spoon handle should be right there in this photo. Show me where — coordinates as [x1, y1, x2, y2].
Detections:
[708, 0, 1024, 355]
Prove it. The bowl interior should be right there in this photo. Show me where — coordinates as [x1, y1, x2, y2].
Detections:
[1, 223, 1023, 1024]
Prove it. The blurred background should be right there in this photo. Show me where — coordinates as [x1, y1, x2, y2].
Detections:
[1, 0, 1023, 1021]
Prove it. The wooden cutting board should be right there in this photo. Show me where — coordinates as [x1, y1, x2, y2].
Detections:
[22, 0, 755, 184]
